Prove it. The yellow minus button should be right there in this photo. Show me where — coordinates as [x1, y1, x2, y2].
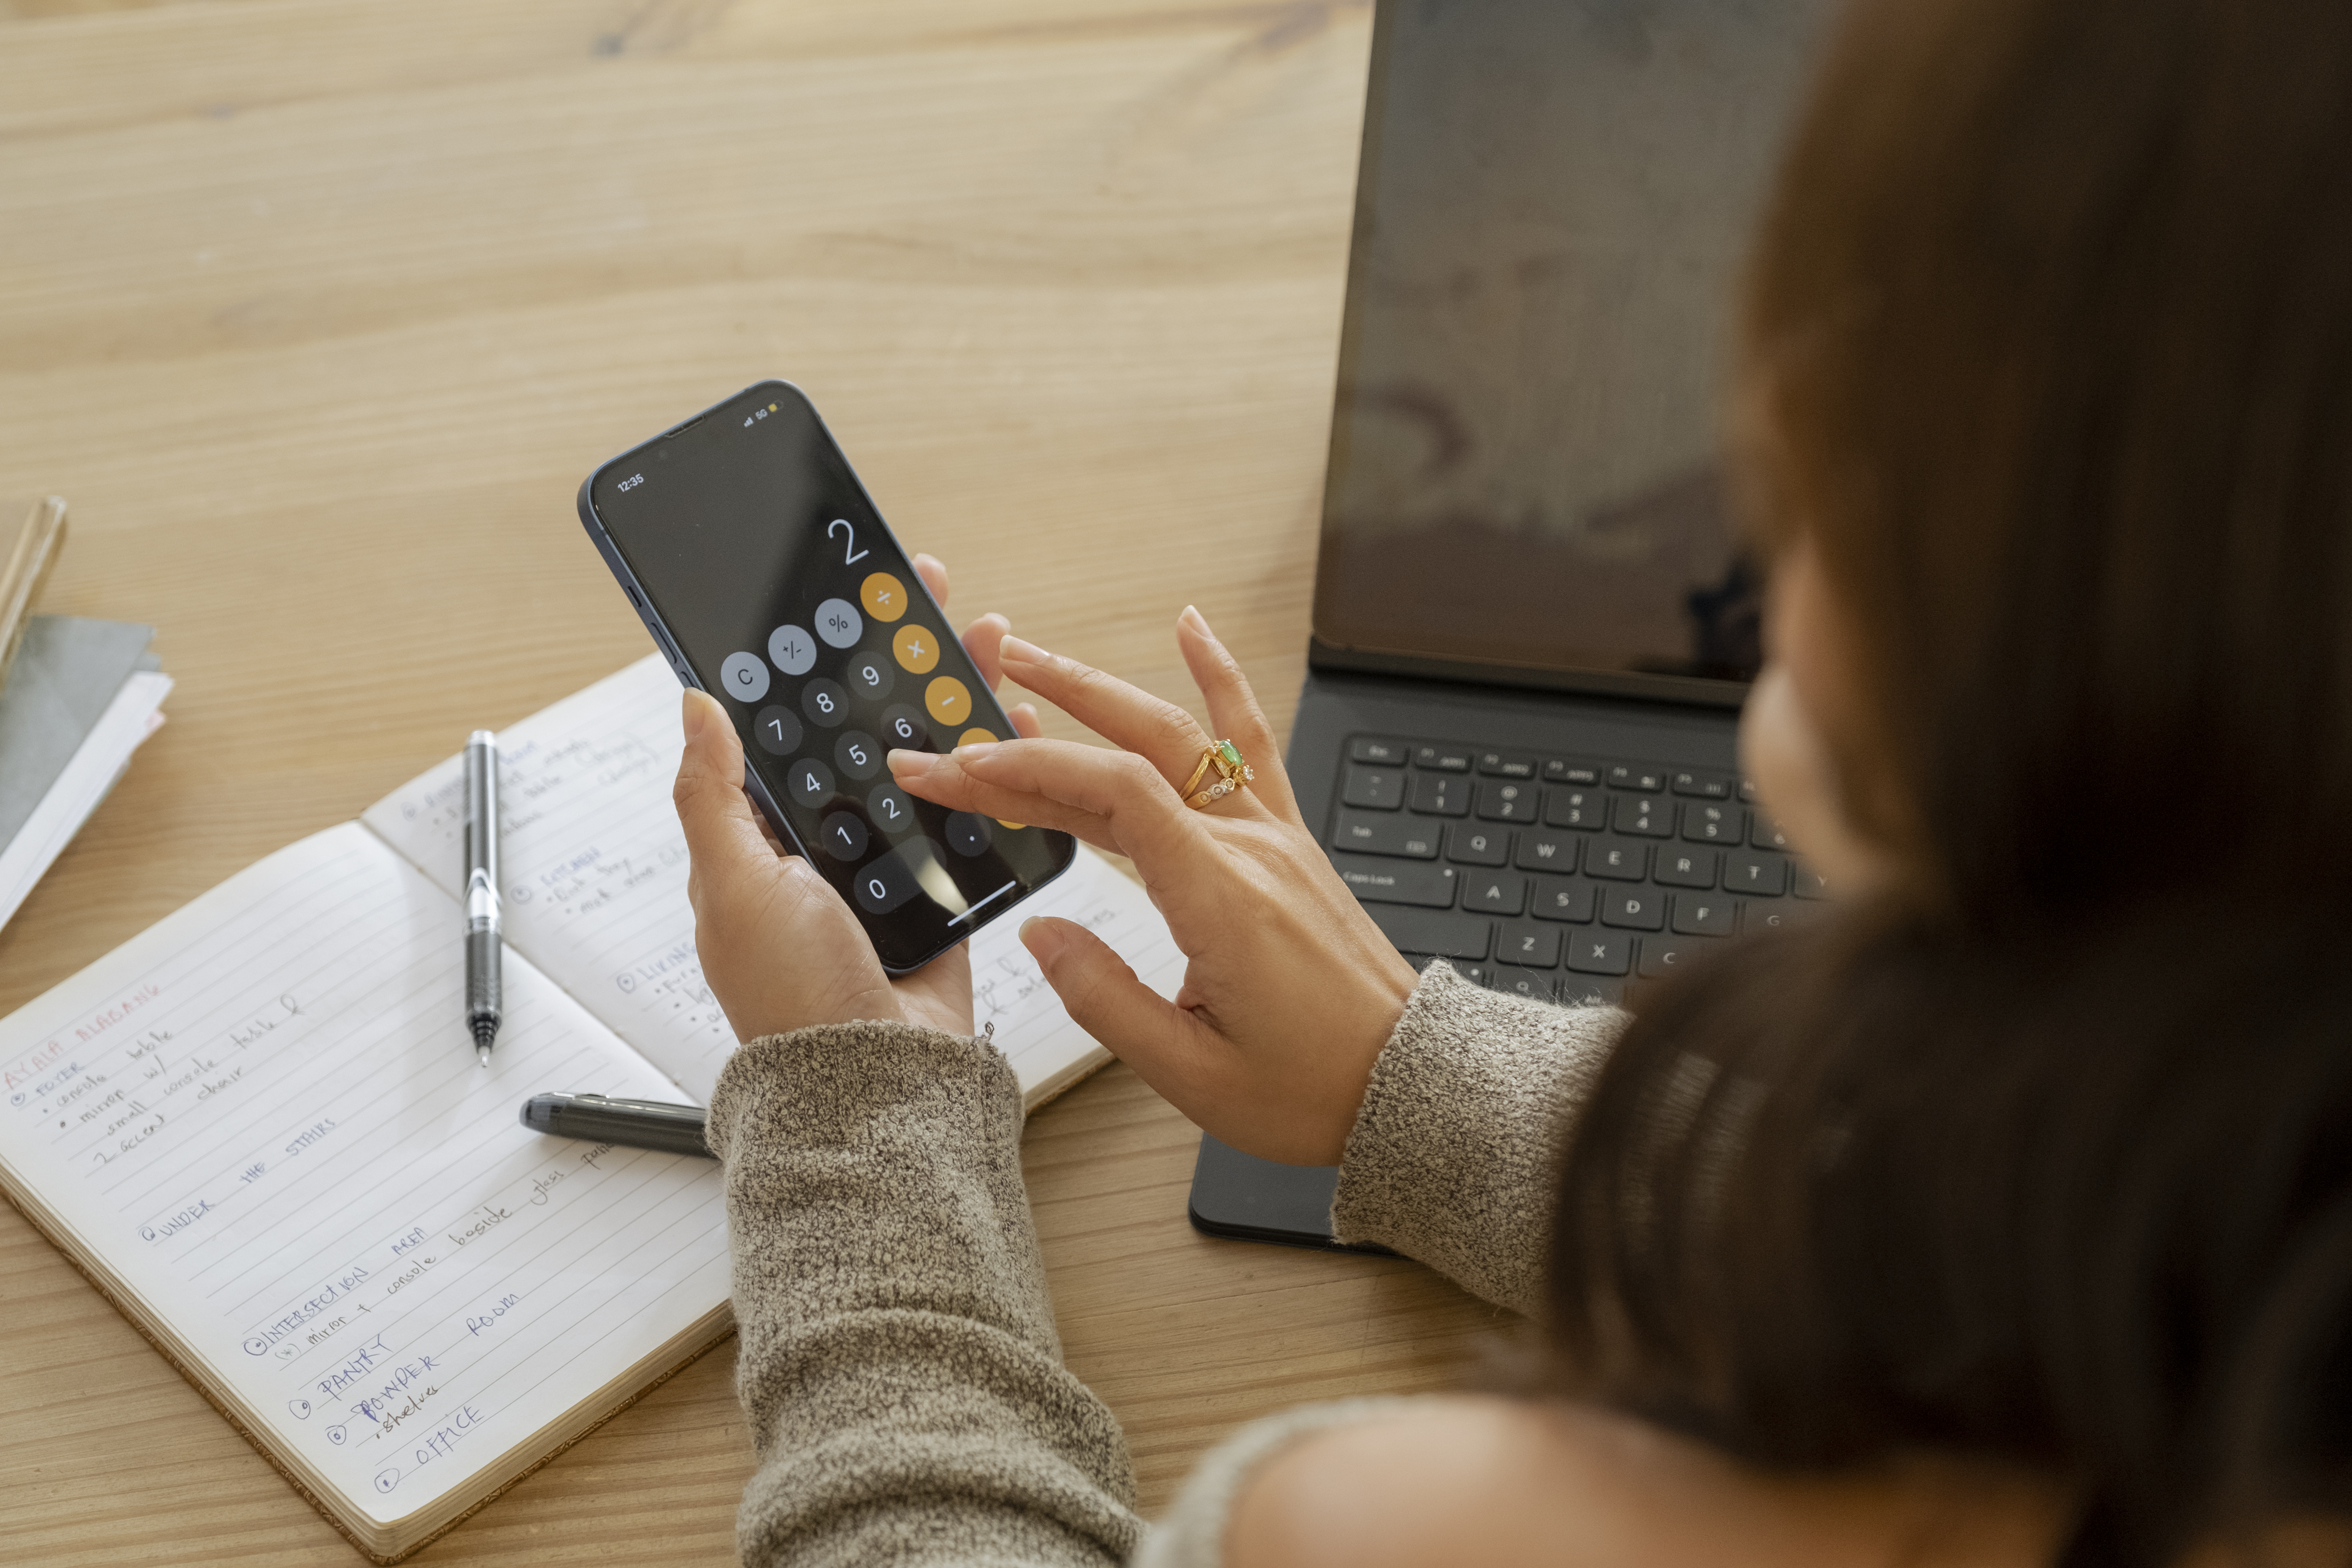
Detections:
[925, 676, 971, 727]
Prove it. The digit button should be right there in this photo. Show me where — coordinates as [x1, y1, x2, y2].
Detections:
[802, 677, 849, 729]
[752, 705, 802, 757]
[835, 729, 881, 781]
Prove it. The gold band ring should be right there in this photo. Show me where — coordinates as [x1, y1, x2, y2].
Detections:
[1181, 739, 1255, 809]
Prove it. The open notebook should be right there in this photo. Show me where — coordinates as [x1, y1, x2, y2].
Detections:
[0, 654, 1183, 1562]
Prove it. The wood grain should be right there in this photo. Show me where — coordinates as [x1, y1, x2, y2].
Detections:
[0, 2, 1511, 1561]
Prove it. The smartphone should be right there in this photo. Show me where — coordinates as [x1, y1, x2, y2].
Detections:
[577, 381, 1075, 974]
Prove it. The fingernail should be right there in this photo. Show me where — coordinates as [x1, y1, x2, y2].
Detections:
[682, 689, 710, 740]
[956, 740, 998, 760]
[1000, 635, 1046, 664]
[1181, 604, 1213, 637]
[1020, 917, 1064, 963]
[886, 748, 936, 777]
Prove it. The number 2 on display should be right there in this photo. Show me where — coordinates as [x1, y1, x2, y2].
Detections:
[828, 519, 868, 565]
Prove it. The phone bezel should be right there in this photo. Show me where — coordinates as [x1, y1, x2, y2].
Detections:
[575, 379, 1075, 975]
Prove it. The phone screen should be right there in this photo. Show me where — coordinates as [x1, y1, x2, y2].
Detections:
[582, 381, 1074, 974]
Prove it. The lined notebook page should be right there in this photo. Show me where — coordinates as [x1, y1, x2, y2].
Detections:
[362, 655, 1184, 1106]
[0, 823, 727, 1530]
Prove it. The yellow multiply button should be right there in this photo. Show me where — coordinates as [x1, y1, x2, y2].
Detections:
[925, 676, 971, 727]
[893, 624, 939, 673]
[861, 571, 908, 623]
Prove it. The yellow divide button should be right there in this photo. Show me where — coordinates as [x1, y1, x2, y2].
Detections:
[925, 676, 972, 727]
[861, 572, 908, 623]
[893, 623, 940, 673]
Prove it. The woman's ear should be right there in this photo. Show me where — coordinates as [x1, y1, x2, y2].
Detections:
[1740, 541, 1890, 898]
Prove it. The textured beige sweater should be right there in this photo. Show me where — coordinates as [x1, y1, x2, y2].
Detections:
[702, 962, 1624, 1566]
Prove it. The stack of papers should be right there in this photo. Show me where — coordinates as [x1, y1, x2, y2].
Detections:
[0, 617, 173, 931]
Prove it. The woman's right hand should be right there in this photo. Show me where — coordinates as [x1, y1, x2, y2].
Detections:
[885, 607, 1421, 1166]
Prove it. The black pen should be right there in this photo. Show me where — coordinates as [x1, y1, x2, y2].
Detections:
[464, 730, 502, 1065]
[519, 1093, 713, 1158]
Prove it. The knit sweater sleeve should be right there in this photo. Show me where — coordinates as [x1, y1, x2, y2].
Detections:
[1331, 962, 1627, 1317]
[704, 1019, 1142, 1568]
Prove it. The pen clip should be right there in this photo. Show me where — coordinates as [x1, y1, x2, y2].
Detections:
[573, 1093, 699, 1114]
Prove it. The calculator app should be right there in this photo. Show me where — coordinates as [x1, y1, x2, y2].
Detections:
[585, 382, 1074, 972]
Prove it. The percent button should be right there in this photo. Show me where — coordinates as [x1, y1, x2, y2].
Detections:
[814, 597, 863, 649]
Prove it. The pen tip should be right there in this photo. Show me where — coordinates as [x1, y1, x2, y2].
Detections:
[478, 1045, 491, 1067]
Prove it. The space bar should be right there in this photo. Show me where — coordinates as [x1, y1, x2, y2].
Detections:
[1367, 906, 1492, 960]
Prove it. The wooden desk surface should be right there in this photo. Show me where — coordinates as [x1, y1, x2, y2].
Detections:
[0, 3, 1509, 1562]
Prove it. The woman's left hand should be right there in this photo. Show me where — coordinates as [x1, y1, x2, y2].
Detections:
[670, 554, 1040, 1043]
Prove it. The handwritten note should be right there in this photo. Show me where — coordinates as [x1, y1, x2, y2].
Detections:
[0, 824, 728, 1528]
[362, 655, 1185, 1107]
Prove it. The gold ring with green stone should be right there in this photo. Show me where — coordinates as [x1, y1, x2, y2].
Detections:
[1181, 739, 1256, 809]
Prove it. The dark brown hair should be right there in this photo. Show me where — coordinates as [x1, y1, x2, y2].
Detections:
[1547, 0, 2352, 1563]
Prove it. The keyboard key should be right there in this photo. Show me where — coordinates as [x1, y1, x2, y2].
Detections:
[1795, 865, 1830, 899]
[1514, 830, 1578, 873]
[1331, 812, 1440, 859]
[1478, 751, 1538, 778]
[1671, 770, 1733, 799]
[1490, 966, 1556, 1002]
[1410, 773, 1473, 816]
[1741, 898, 1815, 934]
[1681, 802, 1744, 843]
[1496, 922, 1563, 968]
[1462, 871, 1528, 916]
[1342, 765, 1404, 810]
[1349, 736, 1413, 765]
[1565, 929, 1633, 975]
[1611, 794, 1673, 837]
[1369, 906, 1491, 959]
[1557, 976, 1624, 1007]
[1724, 850, 1789, 895]
[1477, 779, 1539, 822]
[1528, 875, 1597, 923]
[1545, 758, 1603, 786]
[1447, 825, 1511, 867]
[1608, 763, 1666, 792]
[1738, 778, 1760, 803]
[1671, 894, 1738, 936]
[1656, 847, 1717, 888]
[1637, 934, 1714, 978]
[1415, 744, 1472, 772]
[1438, 958, 1494, 986]
[1600, 888, 1666, 930]
[1329, 853, 1456, 908]
[1544, 785, 1608, 829]
[1584, 836, 1650, 881]
[1751, 814, 1792, 851]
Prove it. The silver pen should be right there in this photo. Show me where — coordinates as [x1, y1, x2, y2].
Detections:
[464, 730, 502, 1065]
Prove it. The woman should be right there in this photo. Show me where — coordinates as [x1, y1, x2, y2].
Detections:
[675, 0, 2352, 1562]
